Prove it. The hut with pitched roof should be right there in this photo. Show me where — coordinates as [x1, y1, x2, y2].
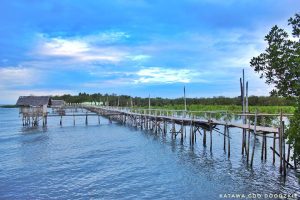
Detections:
[51, 100, 65, 108]
[16, 96, 51, 126]
[51, 100, 66, 115]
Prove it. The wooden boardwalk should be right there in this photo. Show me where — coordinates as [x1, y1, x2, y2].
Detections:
[83, 105, 296, 176]
[87, 105, 280, 133]
[19, 104, 296, 176]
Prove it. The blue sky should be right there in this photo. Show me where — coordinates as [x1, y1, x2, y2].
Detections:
[0, 0, 299, 103]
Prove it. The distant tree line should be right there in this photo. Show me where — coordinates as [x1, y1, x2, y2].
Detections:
[52, 92, 296, 107]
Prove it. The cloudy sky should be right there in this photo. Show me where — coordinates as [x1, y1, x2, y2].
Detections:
[0, 0, 299, 103]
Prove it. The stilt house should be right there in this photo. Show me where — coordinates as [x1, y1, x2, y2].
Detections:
[16, 96, 51, 126]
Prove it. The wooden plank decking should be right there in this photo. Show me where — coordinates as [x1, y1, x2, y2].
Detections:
[85, 106, 280, 134]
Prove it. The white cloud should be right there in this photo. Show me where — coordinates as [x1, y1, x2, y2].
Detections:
[43, 38, 89, 56]
[84, 31, 130, 43]
[127, 54, 151, 61]
[134, 67, 202, 84]
[35, 32, 139, 63]
[38, 37, 126, 62]
[0, 67, 40, 88]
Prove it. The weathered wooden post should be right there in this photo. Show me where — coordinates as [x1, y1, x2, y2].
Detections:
[224, 112, 228, 152]
[261, 134, 265, 161]
[189, 121, 192, 146]
[247, 117, 251, 163]
[224, 125, 226, 152]
[154, 111, 157, 134]
[282, 121, 286, 176]
[264, 134, 267, 161]
[279, 111, 283, 174]
[227, 125, 230, 158]
[261, 116, 267, 161]
[98, 115, 100, 125]
[273, 132, 276, 165]
[172, 121, 175, 139]
[209, 113, 212, 152]
[85, 113, 88, 125]
[250, 110, 258, 167]
[287, 143, 291, 168]
[60, 115, 62, 126]
[203, 129, 207, 147]
[240, 74, 244, 155]
[194, 121, 196, 143]
[181, 121, 184, 142]
[42, 114, 45, 127]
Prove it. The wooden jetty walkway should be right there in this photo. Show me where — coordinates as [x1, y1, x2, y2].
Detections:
[18, 102, 297, 176]
[82, 105, 296, 176]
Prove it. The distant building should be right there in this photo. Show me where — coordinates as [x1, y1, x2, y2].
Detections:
[16, 96, 51, 126]
[51, 100, 65, 108]
[51, 100, 66, 115]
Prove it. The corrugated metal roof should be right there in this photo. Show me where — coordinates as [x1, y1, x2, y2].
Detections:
[16, 96, 51, 107]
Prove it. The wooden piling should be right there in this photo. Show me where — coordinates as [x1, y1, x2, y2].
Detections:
[209, 113, 212, 152]
[172, 121, 175, 139]
[250, 110, 258, 167]
[247, 119, 250, 163]
[189, 122, 192, 146]
[273, 132, 276, 165]
[279, 111, 283, 174]
[287, 143, 291, 168]
[210, 126, 212, 152]
[181, 121, 184, 142]
[264, 134, 267, 161]
[194, 126, 196, 143]
[227, 126, 230, 158]
[203, 129, 207, 147]
[242, 128, 245, 155]
[223, 125, 226, 152]
[261, 134, 265, 161]
[279, 128, 283, 174]
[282, 121, 286, 176]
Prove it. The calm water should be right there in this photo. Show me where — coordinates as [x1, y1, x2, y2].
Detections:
[0, 108, 299, 199]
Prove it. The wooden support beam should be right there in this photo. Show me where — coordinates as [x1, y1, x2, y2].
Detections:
[287, 143, 291, 168]
[270, 147, 294, 168]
